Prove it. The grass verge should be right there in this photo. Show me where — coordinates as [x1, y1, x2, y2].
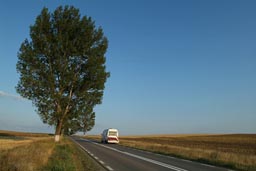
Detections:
[42, 137, 102, 171]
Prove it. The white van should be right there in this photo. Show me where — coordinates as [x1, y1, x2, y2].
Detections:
[101, 128, 119, 144]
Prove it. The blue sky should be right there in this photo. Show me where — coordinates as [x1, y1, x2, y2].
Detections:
[0, 0, 255, 135]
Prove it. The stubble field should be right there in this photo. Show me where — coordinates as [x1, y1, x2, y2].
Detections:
[85, 134, 256, 171]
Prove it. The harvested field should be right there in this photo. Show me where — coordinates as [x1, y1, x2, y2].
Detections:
[85, 134, 256, 171]
[0, 130, 51, 137]
[0, 130, 54, 171]
[121, 134, 256, 155]
[120, 134, 256, 171]
[0, 130, 52, 150]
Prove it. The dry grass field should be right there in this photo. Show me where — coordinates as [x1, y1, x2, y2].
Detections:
[85, 134, 256, 171]
[0, 130, 101, 171]
[0, 130, 51, 151]
[0, 130, 54, 171]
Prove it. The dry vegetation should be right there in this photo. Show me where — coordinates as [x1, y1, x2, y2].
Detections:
[121, 134, 256, 171]
[0, 130, 101, 171]
[86, 134, 256, 171]
[0, 130, 51, 151]
[0, 130, 54, 171]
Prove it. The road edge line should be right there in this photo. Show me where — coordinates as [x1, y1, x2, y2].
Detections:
[69, 136, 113, 171]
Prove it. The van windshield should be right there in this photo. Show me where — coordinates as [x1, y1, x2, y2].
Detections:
[108, 131, 117, 136]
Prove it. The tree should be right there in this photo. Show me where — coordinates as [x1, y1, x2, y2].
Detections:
[81, 108, 95, 134]
[16, 6, 109, 142]
[62, 108, 95, 135]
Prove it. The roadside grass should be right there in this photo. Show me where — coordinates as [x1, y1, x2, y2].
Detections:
[85, 134, 256, 171]
[0, 130, 102, 171]
[42, 137, 102, 171]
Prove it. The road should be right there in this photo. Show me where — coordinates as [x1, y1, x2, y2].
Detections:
[70, 137, 233, 171]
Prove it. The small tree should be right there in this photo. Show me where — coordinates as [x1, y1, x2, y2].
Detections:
[16, 6, 109, 142]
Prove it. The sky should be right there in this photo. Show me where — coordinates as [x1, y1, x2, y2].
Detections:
[0, 0, 256, 135]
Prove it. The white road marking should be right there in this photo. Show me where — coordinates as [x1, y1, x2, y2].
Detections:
[94, 142, 188, 171]
[106, 166, 114, 171]
[180, 159, 192, 163]
[70, 138, 113, 171]
[200, 163, 215, 168]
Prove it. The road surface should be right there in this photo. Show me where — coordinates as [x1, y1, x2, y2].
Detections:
[70, 137, 233, 171]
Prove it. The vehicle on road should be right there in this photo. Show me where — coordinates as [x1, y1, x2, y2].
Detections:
[101, 128, 119, 144]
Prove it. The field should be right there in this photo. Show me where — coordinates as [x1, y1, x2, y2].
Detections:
[85, 134, 256, 171]
[0, 130, 101, 171]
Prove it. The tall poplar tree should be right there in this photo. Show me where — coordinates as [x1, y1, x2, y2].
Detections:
[16, 6, 109, 142]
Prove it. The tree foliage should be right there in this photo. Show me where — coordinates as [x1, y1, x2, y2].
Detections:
[16, 6, 109, 141]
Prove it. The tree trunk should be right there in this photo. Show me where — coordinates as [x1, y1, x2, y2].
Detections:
[55, 120, 63, 142]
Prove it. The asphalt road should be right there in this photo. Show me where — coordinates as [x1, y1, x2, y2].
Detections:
[70, 137, 233, 171]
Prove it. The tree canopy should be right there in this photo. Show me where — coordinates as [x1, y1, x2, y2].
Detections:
[16, 6, 109, 141]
